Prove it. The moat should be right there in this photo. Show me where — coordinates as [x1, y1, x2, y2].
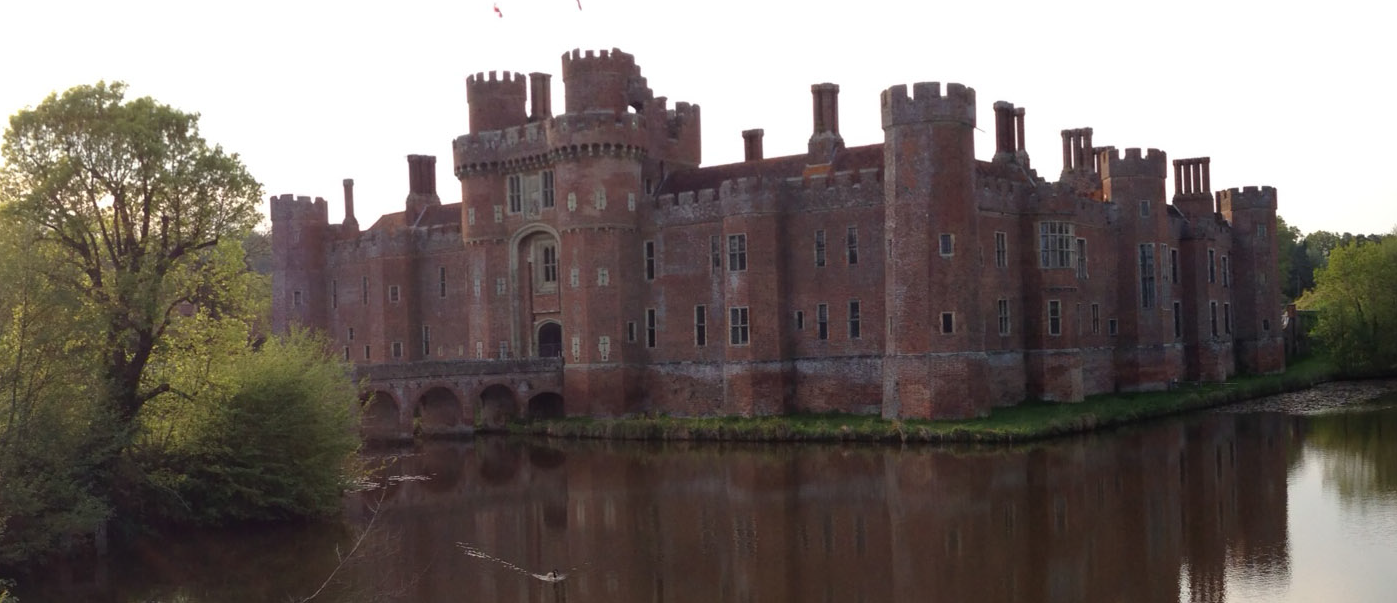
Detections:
[22, 390, 1397, 602]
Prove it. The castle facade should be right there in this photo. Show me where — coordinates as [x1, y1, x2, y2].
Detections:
[271, 48, 1284, 423]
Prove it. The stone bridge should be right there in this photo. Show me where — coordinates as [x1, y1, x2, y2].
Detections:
[356, 357, 564, 439]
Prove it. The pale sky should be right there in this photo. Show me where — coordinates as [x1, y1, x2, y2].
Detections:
[3, 0, 1393, 236]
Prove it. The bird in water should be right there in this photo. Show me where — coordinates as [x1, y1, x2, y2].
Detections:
[457, 543, 586, 582]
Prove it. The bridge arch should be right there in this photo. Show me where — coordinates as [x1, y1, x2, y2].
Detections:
[478, 383, 519, 431]
[527, 391, 565, 420]
[415, 385, 468, 436]
[360, 390, 403, 439]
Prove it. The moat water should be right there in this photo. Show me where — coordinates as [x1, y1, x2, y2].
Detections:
[20, 390, 1397, 602]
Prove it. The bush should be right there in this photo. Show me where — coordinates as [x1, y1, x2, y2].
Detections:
[139, 331, 360, 524]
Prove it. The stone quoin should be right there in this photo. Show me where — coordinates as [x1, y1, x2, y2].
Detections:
[271, 48, 1284, 432]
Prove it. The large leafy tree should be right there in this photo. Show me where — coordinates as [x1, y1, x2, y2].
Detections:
[0, 81, 260, 436]
[1308, 234, 1397, 372]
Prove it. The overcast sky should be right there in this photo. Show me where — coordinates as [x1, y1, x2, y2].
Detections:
[3, 0, 1393, 236]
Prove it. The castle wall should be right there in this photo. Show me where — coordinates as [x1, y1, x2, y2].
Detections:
[270, 47, 1284, 422]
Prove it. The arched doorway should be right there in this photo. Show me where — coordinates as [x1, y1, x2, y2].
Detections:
[478, 384, 518, 431]
[416, 387, 466, 436]
[527, 392, 565, 420]
[537, 322, 562, 358]
[361, 391, 402, 440]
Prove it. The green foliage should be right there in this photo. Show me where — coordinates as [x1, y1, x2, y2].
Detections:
[136, 330, 360, 524]
[1308, 236, 1397, 373]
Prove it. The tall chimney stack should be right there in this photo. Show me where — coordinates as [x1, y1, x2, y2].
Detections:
[529, 72, 552, 121]
[808, 83, 844, 162]
[742, 129, 764, 162]
[342, 178, 358, 231]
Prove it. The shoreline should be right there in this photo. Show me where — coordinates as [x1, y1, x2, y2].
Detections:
[509, 358, 1395, 444]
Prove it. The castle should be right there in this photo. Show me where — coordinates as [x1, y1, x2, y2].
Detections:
[271, 47, 1284, 430]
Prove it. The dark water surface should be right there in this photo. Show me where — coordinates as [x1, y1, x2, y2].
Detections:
[22, 394, 1397, 602]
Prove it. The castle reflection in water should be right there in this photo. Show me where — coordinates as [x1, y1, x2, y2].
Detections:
[347, 411, 1295, 603]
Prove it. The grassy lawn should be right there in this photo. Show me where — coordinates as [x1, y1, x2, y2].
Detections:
[514, 357, 1341, 443]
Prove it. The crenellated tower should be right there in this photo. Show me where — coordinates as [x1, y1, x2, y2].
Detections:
[880, 81, 988, 420]
[1219, 186, 1283, 373]
[1100, 148, 1175, 387]
[270, 194, 329, 334]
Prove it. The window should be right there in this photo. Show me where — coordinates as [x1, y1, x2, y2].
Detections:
[846, 227, 859, 264]
[1076, 238, 1089, 279]
[695, 305, 707, 346]
[1170, 248, 1180, 284]
[997, 299, 1010, 336]
[343, 347, 349, 361]
[1208, 249, 1217, 283]
[795, 311, 805, 330]
[539, 244, 558, 286]
[389, 285, 400, 303]
[422, 325, 431, 356]
[1210, 301, 1219, 337]
[994, 232, 1007, 268]
[646, 308, 657, 348]
[816, 303, 831, 340]
[627, 321, 637, 343]
[362, 276, 369, 304]
[476, 341, 483, 359]
[331, 280, 338, 308]
[1222, 255, 1230, 287]
[1108, 319, 1118, 336]
[1256, 223, 1267, 242]
[1048, 301, 1062, 336]
[1263, 318, 1271, 331]
[597, 268, 610, 286]
[939, 234, 954, 257]
[293, 290, 302, 306]
[1139, 244, 1156, 309]
[541, 170, 555, 208]
[507, 174, 523, 213]
[814, 230, 827, 267]
[1224, 303, 1232, 335]
[729, 307, 750, 345]
[364, 345, 371, 360]
[848, 300, 861, 339]
[1039, 222, 1075, 268]
[1173, 301, 1182, 339]
[593, 187, 607, 210]
[1140, 200, 1151, 218]
[392, 341, 403, 359]
[1091, 303, 1100, 334]
[438, 267, 447, 298]
[710, 235, 722, 271]
[728, 234, 747, 271]
[498, 341, 509, 360]
[941, 312, 955, 334]
[644, 241, 656, 280]
[348, 327, 355, 341]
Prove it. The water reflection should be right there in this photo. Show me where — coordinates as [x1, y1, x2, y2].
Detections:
[27, 402, 1397, 602]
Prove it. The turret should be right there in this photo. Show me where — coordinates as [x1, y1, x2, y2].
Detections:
[1219, 185, 1282, 372]
[270, 194, 329, 333]
[1101, 147, 1168, 206]
[466, 71, 528, 134]
[560, 48, 648, 115]
[880, 81, 987, 420]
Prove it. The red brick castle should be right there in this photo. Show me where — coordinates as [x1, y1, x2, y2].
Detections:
[272, 48, 1283, 429]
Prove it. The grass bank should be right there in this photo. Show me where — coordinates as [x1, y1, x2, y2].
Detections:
[514, 357, 1347, 444]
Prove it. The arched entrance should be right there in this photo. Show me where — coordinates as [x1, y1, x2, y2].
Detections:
[478, 384, 518, 431]
[527, 392, 565, 420]
[537, 322, 562, 358]
[361, 391, 402, 440]
[416, 387, 466, 436]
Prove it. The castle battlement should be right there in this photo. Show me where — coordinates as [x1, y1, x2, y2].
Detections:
[454, 111, 651, 175]
[654, 168, 883, 208]
[1100, 147, 1167, 179]
[880, 82, 976, 128]
[1217, 186, 1277, 211]
[560, 48, 640, 76]
[269, 193, 327, 222]
[465, 70, 528, 87]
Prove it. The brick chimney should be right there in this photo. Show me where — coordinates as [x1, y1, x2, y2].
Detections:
[808, 83, 844, 162]
[342, 178, 358, 232]
[742, 129, 764, 162]
[529, 72, 552, 121]
[405, 155, 441, 223]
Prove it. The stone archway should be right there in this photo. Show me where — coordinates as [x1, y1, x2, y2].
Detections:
[478, 384, 518, 431]
[537, 321, 562, 358]
[416, 387, 466, 436]
[527, 392, 565, 420]
[361, 391, 402, 440]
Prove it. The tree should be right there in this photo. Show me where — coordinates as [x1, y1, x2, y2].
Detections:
[0, 82, 260, 443]
[1276, 215, 1304, 300]
[1307, 235, 1397, 372]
